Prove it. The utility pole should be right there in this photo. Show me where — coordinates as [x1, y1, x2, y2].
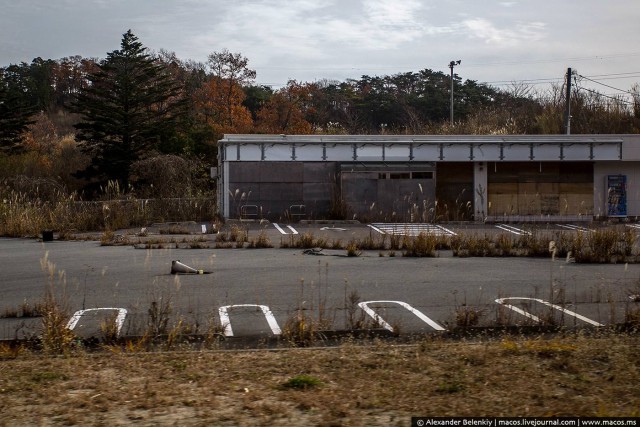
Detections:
[564, 67, 572, 134]
[449, 60, 461, 124]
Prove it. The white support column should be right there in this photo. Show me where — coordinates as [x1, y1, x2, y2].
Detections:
[222, 161, 230, 219]
[474, 161, 488, 220]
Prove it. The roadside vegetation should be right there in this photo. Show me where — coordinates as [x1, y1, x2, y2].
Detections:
[1, 219, 639, 424]
[2, 29, 640, 424]
[1, 333, 638, 424]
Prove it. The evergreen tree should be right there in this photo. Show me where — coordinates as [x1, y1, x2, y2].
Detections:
[0, 70, 35, 153]
[73, 30, 185, 191]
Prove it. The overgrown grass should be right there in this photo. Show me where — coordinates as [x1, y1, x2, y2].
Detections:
[280, 232, 332, 250]
[0, 182, 216, 237]
[247, 231, 273, 248]
[402, 232, 438, 257]
[0, 300, 47, 319]
[39, 252, 78, 355]
[448, 228, 639, 263]
[1, 334, 638, 425]
[6, 181, 639, 264]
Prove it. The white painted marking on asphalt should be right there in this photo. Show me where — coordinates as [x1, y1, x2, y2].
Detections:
[273, 223, 299, 235]
[436, 225, 457, 236]
[495, 224, 531, 236]
[218, 304, 282, 337]
[67, 308, 128, 336]
[320, 227, 347, 231]
[369, 223, 456, 236]
[358, 300, 446, 332]
[495, 297, 603, 326]
[367, 224, 386, 235]
[625, 224, 640, 230]
[556, 224, 592, 232]
[494, 299, 542, 323]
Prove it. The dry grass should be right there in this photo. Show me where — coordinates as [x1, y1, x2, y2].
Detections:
[0, 334, 638, 425]
[0, 184, 216, 237]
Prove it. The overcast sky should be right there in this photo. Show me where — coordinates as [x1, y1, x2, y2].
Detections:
[2, 0, 640, 99]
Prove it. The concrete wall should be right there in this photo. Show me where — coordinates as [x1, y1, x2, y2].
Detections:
[621, 134, 640, 160]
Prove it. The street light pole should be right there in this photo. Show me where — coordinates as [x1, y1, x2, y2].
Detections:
[449, 60, 461, 125]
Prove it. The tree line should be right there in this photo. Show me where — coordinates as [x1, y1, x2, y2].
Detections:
[1, 30, 639, 199]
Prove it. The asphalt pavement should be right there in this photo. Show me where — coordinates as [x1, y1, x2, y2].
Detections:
[1, 220, 639, 341]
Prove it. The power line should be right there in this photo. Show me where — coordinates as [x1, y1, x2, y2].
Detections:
[574, 85, 634, 105]
[581, 71, 640, 79]
[577, 74, 636, 95]
[480, 78, 562, 87]
[255, 67, 640, 93]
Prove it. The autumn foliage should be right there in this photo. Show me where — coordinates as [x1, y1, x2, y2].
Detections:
[257, 81, 313, 134]
[1, 30, 639, 199]
[193, 78, 254, 135]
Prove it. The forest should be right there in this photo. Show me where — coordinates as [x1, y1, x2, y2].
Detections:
[1, 30, 640, 202]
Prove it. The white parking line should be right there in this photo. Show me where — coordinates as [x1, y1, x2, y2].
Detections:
[273, 223, 299, 235]
[369, 223, 456, 236]
[67, 308, 128, 337]
[320, 226, 347, 231]
[556, 224, 592, 232]
[368, 224, 386, 234]
[436, 225, 457, 236]
[495, 224, 532, 236]
[495, 297, 603, 327]
[358, 300, 446, 332]
[61, 294, 614, 339]
[218, 304, 282, 337]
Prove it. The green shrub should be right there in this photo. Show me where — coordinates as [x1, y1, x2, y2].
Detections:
[281, 374, 322, 390]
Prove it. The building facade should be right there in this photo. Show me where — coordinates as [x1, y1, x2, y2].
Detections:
[217, 134, 640, 222]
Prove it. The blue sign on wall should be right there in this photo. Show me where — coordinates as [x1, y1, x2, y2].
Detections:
[607, 175, 627, 217]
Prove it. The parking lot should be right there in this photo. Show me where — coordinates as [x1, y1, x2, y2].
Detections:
[1, 220, 639, 343]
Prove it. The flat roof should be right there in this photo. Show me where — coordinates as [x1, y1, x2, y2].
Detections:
[219, 134, 626, 146]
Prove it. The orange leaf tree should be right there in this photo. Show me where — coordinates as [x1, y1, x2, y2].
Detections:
[257, 80, 313, 134]
[193, 49, 256, 137]
[193, 77, 253, 135]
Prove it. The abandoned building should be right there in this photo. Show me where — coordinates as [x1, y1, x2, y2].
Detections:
[216, 134, 640, 222]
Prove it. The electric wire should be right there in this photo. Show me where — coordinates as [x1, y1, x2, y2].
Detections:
[574, 85, 634, 106]
[577, 74, 636, 95]
[254, 64, 640, 94]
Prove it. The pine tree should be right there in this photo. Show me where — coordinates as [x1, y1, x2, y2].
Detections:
[0, 71, 35, 154]
[73, 30, 185, 191]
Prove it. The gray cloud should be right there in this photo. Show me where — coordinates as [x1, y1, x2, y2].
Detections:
[1, 0, 639, 93]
